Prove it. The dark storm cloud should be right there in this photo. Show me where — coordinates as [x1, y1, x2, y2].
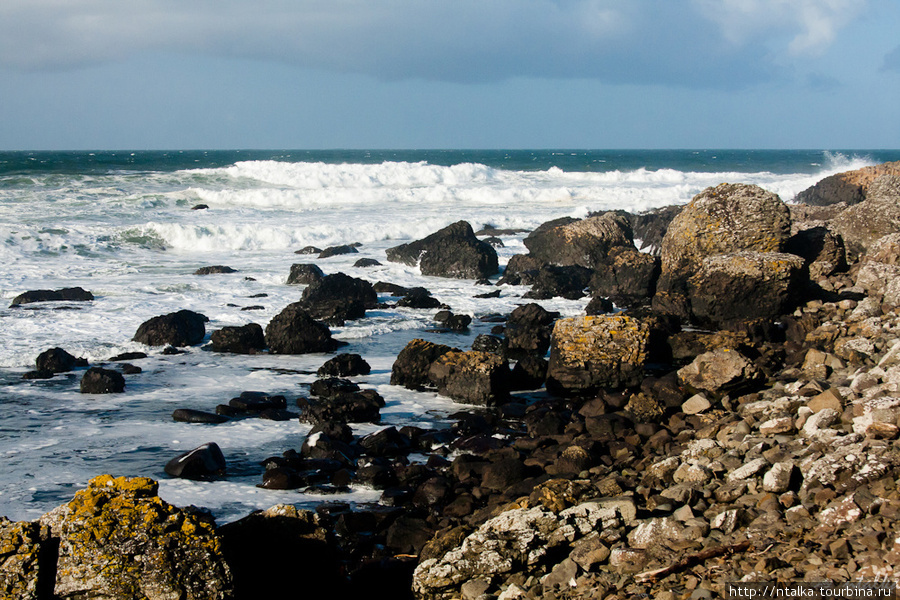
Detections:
[0, 0, 866, 89]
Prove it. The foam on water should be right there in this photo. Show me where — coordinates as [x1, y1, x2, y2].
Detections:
[0, 149, 890, 522]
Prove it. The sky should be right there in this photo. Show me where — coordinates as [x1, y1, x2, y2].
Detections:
[1, 0, 898, 150]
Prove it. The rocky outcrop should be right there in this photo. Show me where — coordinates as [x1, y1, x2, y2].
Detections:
[133, 309, 209, 347]
[318, 353, 372, 377]
[0, 517, 48, 600]
[9, 287, 94, 308]
[299, 272, 377, 325]
[832, 175, 900, 259]
[386, 221, 499, 280]
[856, 233, 900, 306]
[264, 303, 341, 354]
[39, 475, 232, 599]
[547, 315, 649, 395]
[36, 347, 78, 373]
[210, 323, 266, 354]
[589, 246, 660, 307]
[391, 339, 459, 389]
[428, 351, 510, 405]
[795, 159, 900, 206]
[504, 303, 557, 359]
[523, 213, 634, 269]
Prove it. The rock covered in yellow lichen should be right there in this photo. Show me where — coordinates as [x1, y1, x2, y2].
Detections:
[546, 315, 649, 395]
[0, 516, 48, 600]
[39, 474, 232, 600]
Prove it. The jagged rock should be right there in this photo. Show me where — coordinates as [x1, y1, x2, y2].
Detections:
[522, 265, 592, 300]
[386, 221, 499, 279]
[79, 367, 125, 394]
[856, 233, 900, 305]
[428, 351, 510, 405]
[833, 175, 900, 258]
[795, 160, 900, 206]
[35, 347, 78, 373]
[784, 225, 847, 279]
[299, 272, 377, 325]
[10, 286, 94, 307]
[0, 517, 47, 600]
[133, 309, 208, 347]
[397, 287, 443, 309]
[264, 303, 340, 354]
[286, 263, 325, 285]
[193, 265, 237, 275]
[390, 339, 458, 389]
[677, 348, 762, 396]
[297, 389, 384, 425]
[39, 475, 232, 600]
[686, 251, 805, 327]
[164, 442, 227, 480]
[628, 205, 684, 255]
[547, 315, 649, 395]
[318, 353, 371, 377]
[523, 213, 635, 269]
[209, 323, 265, 354]
[504, 303, 557, 359]
[433, 311, 472, 331]
[589, 246, 660, 307]
[497, 253, 544, 286]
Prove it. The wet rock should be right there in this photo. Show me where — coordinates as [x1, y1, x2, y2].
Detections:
[428, 351, 511, 405]
[194, 265, 237, 275]
[589, 246, 661, 307]
[547, 315, 649, 395]
[386, 221, 499, 280]
[10, 286, 94, 307]
[295, 245, 323, 255]
[40, 475, 232, 600]
[433, 311, 472, 331]
[318, 244, 359, 258]
[522, 265, 592, 300]
[210, 323, 266, 354]
[35, 347, 78, 373]
[299, 272, 377, 325]
[133, 309, 209, 347]
[172, 408, 229, 424]
[318, 353, 371, 377]
[297, 389, 384, 425]
[354, 258, 381, 268]
[79, 367, 125, 394]
[286, 263, 325, 285]
[505, 303, 557, 359]
[472, 333, 507, 356]
[264, 303, 341, 354]
[397, 287, 443, 309]
[391, 338, 458, 389]
[164, 442, 227, 480]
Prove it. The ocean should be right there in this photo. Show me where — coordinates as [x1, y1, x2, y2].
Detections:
[1, 148, 898, 523]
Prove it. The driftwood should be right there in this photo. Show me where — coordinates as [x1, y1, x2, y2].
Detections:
[635, 541, 753, 582]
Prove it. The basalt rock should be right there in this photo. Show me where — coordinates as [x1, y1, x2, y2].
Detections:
[522, 264, 592, 300]
[35, 347, 78, 373]
[589, 246, 660, 307]
[784, 225, 847, 280]
[39, 475, 232, 600]
[193, 265, 237, 275]
[428, 350, 511, 406]
[164, 442, 227, 480]
[386, 221, 499, 280]
[318, 353, 372, 377]
[504, 303, 557, 359]
[397, 287, 443, 309]
[286, 263, 325, 285]
[10, 287, 94, 307]
[547, 315, 649, 395]
[523, 213, 635, 269]
[856, 233, 900, 306]
[833, 175, 900, 259]
[209, 323, 266, 354]
[79, 367, 125, 394]
[318, 244, 359, 259]
[264, 303, 341, 354]
[299, 272, 377, 325]
[391, 339, 459, 389]
[133, 309, 209, 347]
[795, 159, 900, 206]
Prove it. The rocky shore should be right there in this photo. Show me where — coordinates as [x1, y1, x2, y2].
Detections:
[3, 163, 900, 599]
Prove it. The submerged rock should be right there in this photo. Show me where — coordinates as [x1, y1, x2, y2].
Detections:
[10, 287, 94, 308]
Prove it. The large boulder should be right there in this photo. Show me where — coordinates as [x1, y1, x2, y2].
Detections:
[589, 246, 660, 307]
[264, 303, 341, 354]
[210, 323, 266, 354]
[35, 347, 78, 373]
[686, 251, 806, 328]
[133, 310, 208, 347]
[39, 475, 232, 600]
[784, 225, 847, 280]
[855, 233, 900, 306]
[80, 367, 125, 394]
[523, 213, 634, 268]
[386, 221, 499, 279]
[427, 351, 511, 405]
[794, 160, 900, 206]
[0, 517, 47, 599]
[286, 263, 325, 285]
[677, 348, 764, 396]
[164, 442, 227, 480]
[547, 315, 649, 395]
[658, 183, 792, 296]
[832, 175, 900, 259]
[504, 303, 557, 359]
[10, 287, 94, 308]
[299, 272, 377, 325]
[390, 339, 458, 389]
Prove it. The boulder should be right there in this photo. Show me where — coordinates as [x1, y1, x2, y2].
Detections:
[523, 213, 634, 269]
[794, 160, 900, 206]
[509, 355, 548, 390]
[504, 303, 557, 359]
[657, 183, 792, 300]
[354, 258, 382, 268]
[856, 233, 900, 305]
[35, 347, 78, 373]
[497, 253, 544, 286]
[264, 303, 341, 354]
[686, 251, 806, 328]
[386, 221, 499, 279]
[589, 246, 660, 307]
[297, 389, 384, 425]
[0, 517, 47, 599]
[209, 323, 266, 354]
[784, 225, 847, 279]
[286, 263, 325, 285]
[547, 315, 649, 395]
[318, 244, 359, 258]
[133, 309, 208, 347]
[164, 442, 227, 480]
[833, 175, 900, 258]
[677, 348, 763, 396]
[9, 286, 94, 307]
[317, 353, 371, 377]
[299, 272, 377, 325]
[79, 367, 125, 394]
[627, 205, 684, 255]
[295, 245, 322, 255]
[39, 475, 232, 600]
[427, 351, 511, 406]
[193, 265, 237, 275]
[521, 265, 592, 300]
[433, 311, 472, 331]
[172, 409, 229, 424]
[397, 287, 443, 309]
[390, 339, 458, 389]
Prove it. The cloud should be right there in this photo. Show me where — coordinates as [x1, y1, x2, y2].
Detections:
[0, 0, 867, 88]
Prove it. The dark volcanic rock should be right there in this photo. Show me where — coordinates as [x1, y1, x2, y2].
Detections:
[35, 347, 77, 373]
[428, 350, 510, 406]
[286, 263, 325, 285]
[374, 282, 410, 296]
[510, 355, 548, 391]
[10, 286, 94, 307]
[133, 309, 209, 347]
[80, 367, 126, 394]
[194, 265, 237, 275]
[522, 265, 592, 300]
[298, 390, 384, 425]
[172, 409, 229, 424]
[589, 246, 660, 307]
[264, 303, 341, 354]
[210, 323, 266, 354]
[497, 253, 544, 286]
[433, 311, 472, 331]
[318, 245, 359, 259]
[628, 204, 684, 255]
[318, 353, 372, 377]
[354, 258, 382, 268]
[299, 272, 377, 325]
[391, 339, 459, 389]
[164, 442, 227, 480]
[397, 287, 443, 309]
[386, 221, 499, 280]
[295, 245, 323, 255]
[504, 303, 557, 359]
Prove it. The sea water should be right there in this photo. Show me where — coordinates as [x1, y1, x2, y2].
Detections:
[0, 149, 896, 523]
